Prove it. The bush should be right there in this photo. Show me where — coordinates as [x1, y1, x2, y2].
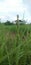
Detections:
[4, 20, 13, 25]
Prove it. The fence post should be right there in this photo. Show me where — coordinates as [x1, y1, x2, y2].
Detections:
[16, 15, 20, 46]
[17, 15, 19, 33]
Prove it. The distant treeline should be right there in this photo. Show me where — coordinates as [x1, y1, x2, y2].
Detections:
[4, 20, 14, 25]
[4, 20, 26, 25]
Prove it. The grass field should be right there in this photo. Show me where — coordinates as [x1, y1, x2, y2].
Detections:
[0, 24, 31, 65]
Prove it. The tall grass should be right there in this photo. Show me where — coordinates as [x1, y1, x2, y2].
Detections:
[0, 24, 31, 65]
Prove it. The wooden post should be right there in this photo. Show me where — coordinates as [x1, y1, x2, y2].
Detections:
[17, 14, 19, 33]
[16, 14, 20, 46]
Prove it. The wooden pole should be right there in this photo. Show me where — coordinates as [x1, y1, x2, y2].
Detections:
[16, 15, 20, 46]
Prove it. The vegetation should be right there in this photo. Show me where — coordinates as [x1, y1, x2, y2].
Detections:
[4, 19, 26, 25]
[0, 23, 31, 65]
[4, 20, 14, 25]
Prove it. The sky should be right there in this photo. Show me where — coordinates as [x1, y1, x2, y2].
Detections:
[0, 0, 31, 23]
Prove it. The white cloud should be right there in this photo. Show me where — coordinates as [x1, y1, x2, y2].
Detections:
[23, 0, 31, 23]
[0, 0, 31, 22]
[0, 0, 24, 21]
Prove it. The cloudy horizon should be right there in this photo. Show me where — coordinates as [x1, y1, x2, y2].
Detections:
[0, 0, 31, 23]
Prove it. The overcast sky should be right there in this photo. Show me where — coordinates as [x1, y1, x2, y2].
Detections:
[0, 0, 31, 23]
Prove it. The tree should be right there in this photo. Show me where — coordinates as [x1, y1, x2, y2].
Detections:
[4, 20, 13, 25]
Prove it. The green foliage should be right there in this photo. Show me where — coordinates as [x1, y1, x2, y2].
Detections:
[0, 24, 31, 65]
[4, 20, 14, 25]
